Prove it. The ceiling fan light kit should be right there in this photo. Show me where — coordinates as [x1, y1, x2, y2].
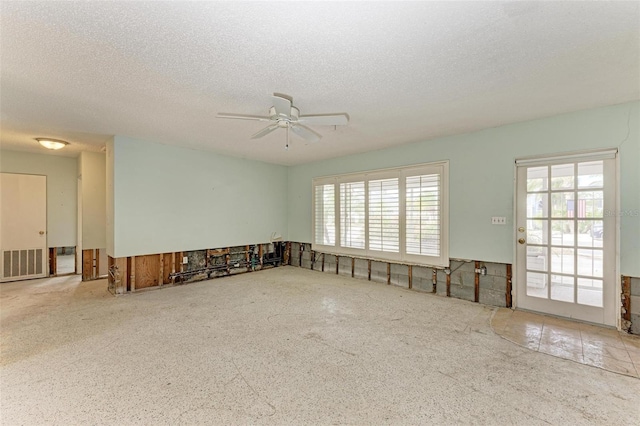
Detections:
[217, 93, 349, 149]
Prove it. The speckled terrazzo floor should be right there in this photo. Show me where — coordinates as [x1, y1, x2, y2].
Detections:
[1, 267, 639, 424]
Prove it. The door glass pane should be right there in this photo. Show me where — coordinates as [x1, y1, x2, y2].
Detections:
[551, 220, 574, 246]
[527, 272, 547, 298]
[577, 249, 603, 278]
[578, 220, 603, 248]
[551, 275, 574, 302]
[551, 164, 574, 189]
[527, 193, 547, 218]
[527, 219, 548, 245]
[577, 161, 603, 189]
[551, 247, 574, 274]
[527, 246, 547, 271]
[527, 166, 548, 191]
[578, 278, 603, 307]
[551, 192, 575, 218]
[577, 191, 603, 218]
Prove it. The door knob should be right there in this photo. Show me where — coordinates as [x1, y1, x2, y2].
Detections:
[39, 231, 45, 235]
[518, 238, 525, 244]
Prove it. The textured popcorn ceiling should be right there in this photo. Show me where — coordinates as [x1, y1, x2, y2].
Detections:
[1, 2, 638, 165]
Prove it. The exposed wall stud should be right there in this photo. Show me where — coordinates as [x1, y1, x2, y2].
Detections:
[446, 272, 451, 297]
[351, 257, 355, 278]
[118, 257, 127, 294]
[622, 276, 631, 322]
[284, 242, 291, 265]
[130, 256, 136, 292]
[321, 253, 325, 272]
[506, 264, 513, 308]
[49, 247, 57, 276]
[408, 265, 413, 289]
[368, 259, 371, 281]
[95, 249, 100, 279]
[474, 261, 480, 302]
[158, 253, 164, 286]
[432, 268, 437, 293]
[387, 263, 391, 285]
[336, 255, 339, 274]
[311, 251, 315, 270]
[258, 245, 263, 268]
[171, 252, 176, 284]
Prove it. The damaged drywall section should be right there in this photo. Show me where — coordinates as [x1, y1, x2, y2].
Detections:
[624, 276, 640, 335]
[288, 242, 512, 308]
[107, 242, 286, 295]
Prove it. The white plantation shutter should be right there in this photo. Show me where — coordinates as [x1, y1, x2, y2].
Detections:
[340, 181, 365, 249]
[312, 161, 448, 267]
[406, 174, 440, 256]
[314, 183, 335, 246]
[368, 178, 399, 252]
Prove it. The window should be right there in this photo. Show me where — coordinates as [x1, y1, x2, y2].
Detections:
[406, 174, 440, 257]
[312, 162, 448, 267]
[368, 178, 399, 253]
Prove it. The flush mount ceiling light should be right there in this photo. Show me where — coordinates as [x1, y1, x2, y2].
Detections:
[36, 138, 69, 150]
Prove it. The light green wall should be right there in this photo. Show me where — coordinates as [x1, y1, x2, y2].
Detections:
[0, 150, 77, 247]
[79, 151, 106, 249]
[287, 101, 640, 276]
[108, 136, 288, 258]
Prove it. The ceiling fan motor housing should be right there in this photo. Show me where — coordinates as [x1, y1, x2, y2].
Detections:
[269, 105, 299, 122]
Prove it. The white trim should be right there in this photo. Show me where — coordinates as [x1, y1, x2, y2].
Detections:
[615, 154, 621, 329]
[515, 148, 617, 166]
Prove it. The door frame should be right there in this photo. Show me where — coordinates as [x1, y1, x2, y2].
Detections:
[511, 149, 621, 329]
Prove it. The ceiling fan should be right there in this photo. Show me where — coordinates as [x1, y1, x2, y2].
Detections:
[217, 93, 349, 149]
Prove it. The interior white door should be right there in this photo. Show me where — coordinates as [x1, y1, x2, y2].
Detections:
[515, 155, 617, 326]
[0, 173, 48, 281]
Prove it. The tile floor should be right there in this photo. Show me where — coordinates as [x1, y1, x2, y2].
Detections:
[491, 308, 640, 378]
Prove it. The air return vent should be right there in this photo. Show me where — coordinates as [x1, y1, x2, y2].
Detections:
[2, 249, 43, 279]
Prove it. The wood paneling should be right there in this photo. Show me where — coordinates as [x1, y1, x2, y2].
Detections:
[134, 254, 160, 289]
[163, 253, 173, 284]
[82, 249, 93, 281]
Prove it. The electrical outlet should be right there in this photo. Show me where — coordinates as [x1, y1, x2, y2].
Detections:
[182, 256, 188, 264]
[491, 217, 506, 225]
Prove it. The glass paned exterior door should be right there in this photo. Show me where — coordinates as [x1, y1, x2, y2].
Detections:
[516, 157, 616, 326]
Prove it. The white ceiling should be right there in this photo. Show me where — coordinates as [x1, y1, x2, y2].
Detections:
[1, 1, 638, 165]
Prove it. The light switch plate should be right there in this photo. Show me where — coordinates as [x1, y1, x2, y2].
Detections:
[492, 217, 506, 225]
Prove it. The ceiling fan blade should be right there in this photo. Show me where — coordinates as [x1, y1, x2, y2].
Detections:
[217, 113, 271, 122]
[250, 124, 279, 139]
[271, 94, 292, 117]
[298, 113, 349, 126]
[290, 124, 321, 143]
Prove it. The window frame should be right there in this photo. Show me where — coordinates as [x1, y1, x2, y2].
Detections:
[311, 161, 449, 267]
